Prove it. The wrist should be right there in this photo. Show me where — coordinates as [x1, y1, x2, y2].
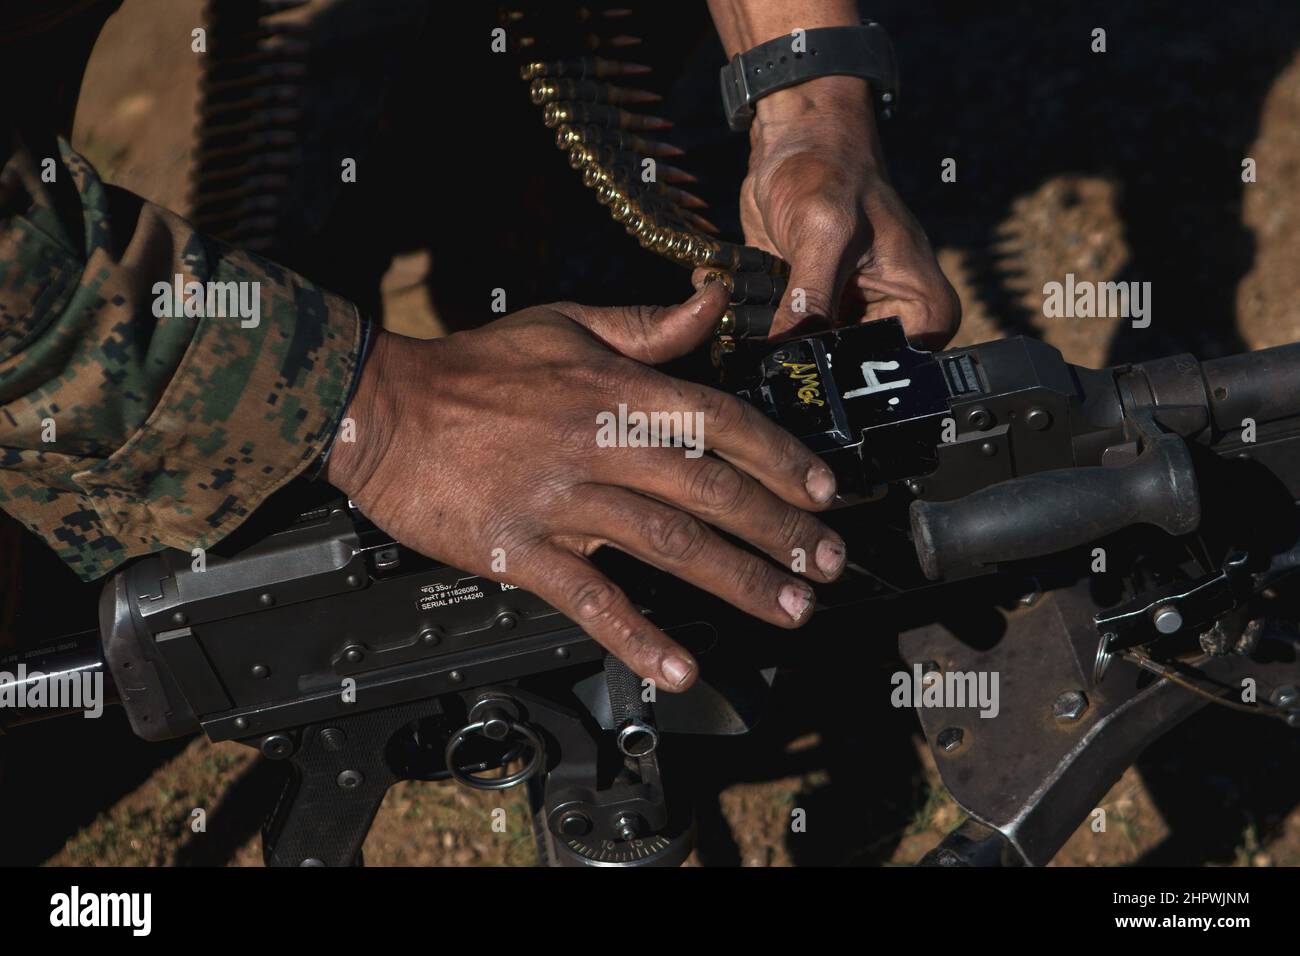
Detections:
[751, 76, 885, 169]
[325, 328, 399, 498]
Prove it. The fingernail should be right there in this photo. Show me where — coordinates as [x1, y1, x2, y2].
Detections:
[701, 270, 733, 292]
[805, 464, 836, 504]
[662, 655, 695, 689]
[816, 538, 845, 577]
[779, 583, 814, 622]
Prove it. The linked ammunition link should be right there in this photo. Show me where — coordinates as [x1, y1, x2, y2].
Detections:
[509, 3, 789, 343]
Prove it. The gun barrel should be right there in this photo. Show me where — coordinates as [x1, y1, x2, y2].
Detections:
[1202, 342, 1300, 433]
[0, 630, 115, 729]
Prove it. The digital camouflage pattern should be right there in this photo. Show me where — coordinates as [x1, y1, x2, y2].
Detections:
[0, 136, 362, 580]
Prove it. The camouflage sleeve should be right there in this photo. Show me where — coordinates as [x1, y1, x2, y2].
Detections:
[0, 134, 363, 580]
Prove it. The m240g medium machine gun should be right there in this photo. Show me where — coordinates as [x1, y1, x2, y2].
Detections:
[8, 318, 1300, 866]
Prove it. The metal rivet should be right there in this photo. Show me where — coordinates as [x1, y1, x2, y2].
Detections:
[251, 663, 270, 679]
[966, 407, 993, 430]
[171, 611, 187, 626]
[346, 574, 362, 588]
[1026, 407, 1052, 431]
[234, 717, 250, 731]
[420, 628, 440, 646]
[343, 645, 365, 664]
[1151, 605, 1184, 634]
[337, 770, 363, 789]
[558, 812, 591, 837]
[554, 647, 570, 659]
[259, 592, 274, 607]
[261, 734, 293, 759]
[449, 670, 465, 684]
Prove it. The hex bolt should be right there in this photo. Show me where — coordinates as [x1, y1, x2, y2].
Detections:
[1238, 619, 1265, 655]
[1151, 604, 1184, 634]
[615, 813, 642, 841]
[337, 770, 364, 790]
[1053, 690, 1089, 722]
[936, 727, 964, 753]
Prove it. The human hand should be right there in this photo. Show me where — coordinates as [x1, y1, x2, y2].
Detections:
[718, 75, 961, 346]
[326, 281, 846, 692]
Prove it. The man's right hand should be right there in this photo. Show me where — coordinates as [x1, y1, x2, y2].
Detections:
[325, 280, 846, 692]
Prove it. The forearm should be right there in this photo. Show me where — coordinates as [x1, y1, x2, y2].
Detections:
[707, 0, 862, 55]
[0, 134, 363, 579]
[707, 0, 883, 166]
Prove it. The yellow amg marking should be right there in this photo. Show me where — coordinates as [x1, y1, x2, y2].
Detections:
[782, 362, 826, 407]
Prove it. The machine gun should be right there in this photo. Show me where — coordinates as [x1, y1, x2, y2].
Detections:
[6, 317, 1298, 866]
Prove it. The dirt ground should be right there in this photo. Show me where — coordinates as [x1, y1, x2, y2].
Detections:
[13, 0, 1300, 867]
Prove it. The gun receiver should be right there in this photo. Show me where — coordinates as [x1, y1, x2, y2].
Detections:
[16, 317, 1293, 867]
[719, 317, 1300, 581]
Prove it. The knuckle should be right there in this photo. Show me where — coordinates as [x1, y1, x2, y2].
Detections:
[568, 576, 624, 624]
[700, 387, 749, 435]
[802, 200, 856, 243]
[774, 503, 807, 550]
[594, 609, 661, 671]
[789, 286, 835, 318]
[943, 282, 963, 330]
[482, 513, 544, 563]
[729, 554, 774, 603]
[641, 508, 708, 563]
[554, 412, 601, 457]
[769, 432, 809, 483]
[570, 357, 635, 399]
[688, 461, 749, 514]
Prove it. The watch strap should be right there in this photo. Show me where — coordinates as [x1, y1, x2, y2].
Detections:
[720, 21, 898, 133]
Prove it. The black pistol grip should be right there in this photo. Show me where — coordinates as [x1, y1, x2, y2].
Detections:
[908, 434, 1201, 581]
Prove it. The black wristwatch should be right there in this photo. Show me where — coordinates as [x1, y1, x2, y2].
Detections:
[719, 20, 898, 133]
